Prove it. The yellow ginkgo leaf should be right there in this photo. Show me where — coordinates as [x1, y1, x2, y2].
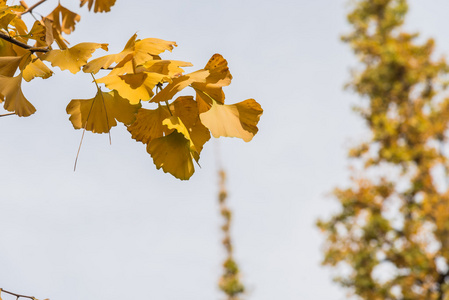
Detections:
[147, 117, 199, 180]
[42, 42, 108, 74]
[191, 54, 233, 112]
[133, 38, 176, 65]
[201, 53, 233, 87]
[0, 73, 36, 116]
[140, 60, 193, 77]
[51, 25, 69, 50]
[162, 116, 198, 158]
[10, 17, 28, 43]
[120, 73, 147, 89]
[0, 11, 15, 31]
[22, 56, 53, 82]
[147, 131, 195, 180]
[0, 39, 16, 56]
[150, 54, 232, 106]
[127, 105, 172, 144]
[0, 1, 25, 13]
[28, 20, 46, 45]
[83, 34, 136, 74]
[83, 34, 177, 75]
[28, 19, 54, 47]
[80, 0, 116, 13]
[194, 88, 218, 113]
[43, 18, 55, 47]
[0, 55, 23, 76]
[0, 2, 25, 33]
[66, 89, 141, 133]
[96, 72, 167, 104]
[150, 70, 210, 103]
[199, 99, 263, 142]
[46, 4, 81, 35]
[171, 96, 210, 154]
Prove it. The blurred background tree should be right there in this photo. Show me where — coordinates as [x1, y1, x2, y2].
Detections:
[217, 169, 245, 300]
[317, 0, 449, 299]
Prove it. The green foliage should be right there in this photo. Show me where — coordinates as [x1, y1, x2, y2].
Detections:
[318, 0, 449, 299]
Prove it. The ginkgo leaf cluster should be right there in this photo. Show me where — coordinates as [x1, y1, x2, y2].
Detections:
[0, 0, 263, 180]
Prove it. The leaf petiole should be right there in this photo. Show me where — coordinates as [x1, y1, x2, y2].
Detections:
[91, 72, 111, 144]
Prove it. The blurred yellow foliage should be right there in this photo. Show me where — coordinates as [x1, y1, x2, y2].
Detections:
[318, 0, 449, 299]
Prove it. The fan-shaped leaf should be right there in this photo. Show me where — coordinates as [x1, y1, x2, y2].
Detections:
[96, 72, 166, 104]
[0, 39, 16, 56]
[0, 12, 15, 31]
[133, 38, 176, 65]
[0, 55, 22, 76]
[199, 99, 263, 142]
[83, 34, 176, 74]
[80, 0, 116, 13]
[147, 117, 199, 180]
[0, 73, 36, 116]
[10, 18, 28, 43]
[28, 20, 45, 43]
[83, 34, 136, 74]
[46, 4, 81, 35]
[171, 96, 210, 153]
[66, 89, 141, 133]
[43, 42, 108, 74]
[139, 60, 192, 77]
[127, 105, 172, 144]
[22, 56, 53, 81]
[191, 54, 233, 112]
[150, 70, 209, 103]
[28, 19, 54, 47]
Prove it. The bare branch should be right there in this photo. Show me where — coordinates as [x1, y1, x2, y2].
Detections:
[0, 31, 49, 53]
[0, 113, 16, 118]
[18, 0, 48, 16]
[1, 288, 37, 300]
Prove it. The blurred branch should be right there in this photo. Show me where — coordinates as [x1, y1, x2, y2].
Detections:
[218, 169, 245, 300]
[437, 269, 449, 300]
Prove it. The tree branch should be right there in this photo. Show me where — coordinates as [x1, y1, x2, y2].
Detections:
[1, 288, 37, 300]
[18, 0, 48, 16]
[0, 31, 48, 53]
[0, 113, 16, 117]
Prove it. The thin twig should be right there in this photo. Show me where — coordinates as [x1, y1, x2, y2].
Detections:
[74, 128, 87, 171]
[0, 31, 48, 53]
[164, 100, 173, 116]
[18, 0, 48, 16]
[74, 91, 98, 171]
[1, 288, 36, 300]
[90, 73, 112, 145]
[156, 83, 173, 116]
[0, 112, 16, 117]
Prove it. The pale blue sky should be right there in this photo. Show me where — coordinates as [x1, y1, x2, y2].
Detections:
[1, 1, 448, 299]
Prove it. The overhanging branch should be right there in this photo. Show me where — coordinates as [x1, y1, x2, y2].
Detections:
[18, 0, 48, 16]
[1, 288, 39, 300]
[0, 31, 49, 53]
